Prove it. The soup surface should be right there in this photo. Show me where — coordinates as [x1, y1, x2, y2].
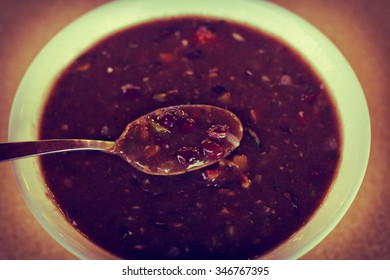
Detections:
[39, 17, 341, 259]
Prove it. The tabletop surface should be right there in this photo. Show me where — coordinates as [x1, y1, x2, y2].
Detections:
[0, 0, 389, 260]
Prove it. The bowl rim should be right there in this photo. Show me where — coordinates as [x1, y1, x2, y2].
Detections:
[9, 0, 370, 260]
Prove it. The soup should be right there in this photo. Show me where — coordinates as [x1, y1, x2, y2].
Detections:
[39, 17, 341, 259]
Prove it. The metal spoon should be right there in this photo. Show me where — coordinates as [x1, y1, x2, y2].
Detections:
[1, 105, 243, 176]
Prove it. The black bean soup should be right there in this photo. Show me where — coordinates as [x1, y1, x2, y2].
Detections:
[39, 17, 341, 260]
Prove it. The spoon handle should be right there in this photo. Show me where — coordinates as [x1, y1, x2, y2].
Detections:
[0, 139, 114, 162]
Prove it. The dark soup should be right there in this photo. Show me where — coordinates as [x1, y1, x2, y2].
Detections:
[39, 16, 341, 259]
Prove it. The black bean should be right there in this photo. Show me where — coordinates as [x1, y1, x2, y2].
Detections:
[202, 139, 224, 160]
[186, 48, 203, 59]
[160, 25, 178, 38]
[210, 85, 227, 95]
[158, 109, 185, 128]
[207, 124, 229, 139]
[279, 125, 292, 134]
[176, 147, 200, 165]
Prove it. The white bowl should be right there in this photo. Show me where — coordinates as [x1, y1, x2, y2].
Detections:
[9, 0, 370, 259]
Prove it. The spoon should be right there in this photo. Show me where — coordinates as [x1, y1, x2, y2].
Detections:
[0, 105, 243, 175]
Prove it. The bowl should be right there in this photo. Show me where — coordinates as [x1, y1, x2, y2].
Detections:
[9, 0, 370, 259]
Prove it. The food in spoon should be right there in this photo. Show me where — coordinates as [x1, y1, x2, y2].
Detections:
[112, 105, 242, 175]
